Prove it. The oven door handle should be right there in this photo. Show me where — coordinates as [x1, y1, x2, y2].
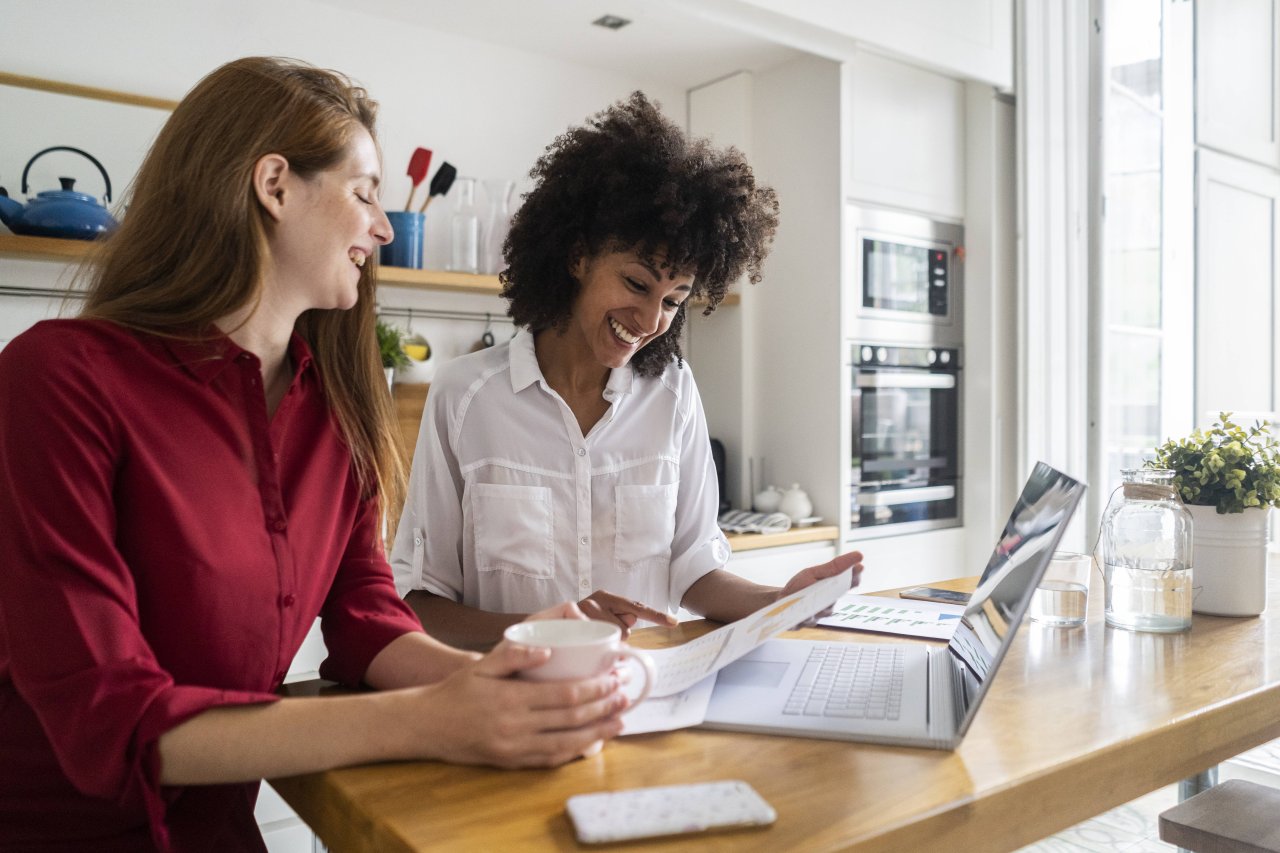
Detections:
[856, 485, 957, 506]
[855, 372, 956, 390]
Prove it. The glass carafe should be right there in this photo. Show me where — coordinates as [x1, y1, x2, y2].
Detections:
[448, 177, 480, 273]
[1099, 468, 1193, 633]
[481, 179, 515, 275]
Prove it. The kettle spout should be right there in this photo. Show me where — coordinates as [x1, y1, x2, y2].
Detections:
[0, 188, 20, 230]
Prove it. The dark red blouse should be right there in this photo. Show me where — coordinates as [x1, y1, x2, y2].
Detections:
[0, 319, 422, 851]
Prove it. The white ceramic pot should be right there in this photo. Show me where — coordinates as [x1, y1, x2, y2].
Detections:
[1185, 504, 1270, 616]
[753, 485, 782, 514]
[779, 483, 813, 522]
[384, 366, 395, 392]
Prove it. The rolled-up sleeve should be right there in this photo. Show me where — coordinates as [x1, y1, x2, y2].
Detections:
[666, 372, 731, 607]
[320, 497, 424, 685]
[0, 336, 279, 846]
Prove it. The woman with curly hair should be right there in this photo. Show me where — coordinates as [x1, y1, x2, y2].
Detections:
[391, 92, 863, 648]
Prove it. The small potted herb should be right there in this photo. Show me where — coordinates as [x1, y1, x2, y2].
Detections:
[375, 319, 410, 389]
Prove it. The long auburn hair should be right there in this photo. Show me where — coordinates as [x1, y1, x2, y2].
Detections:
[80, 56, 404, 526]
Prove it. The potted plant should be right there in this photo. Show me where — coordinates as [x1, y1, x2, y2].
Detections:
[375, 319, 410, 390]
[1147, 412, 1280, 616]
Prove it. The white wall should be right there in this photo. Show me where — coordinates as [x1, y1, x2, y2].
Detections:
[1, 0, 685, 366]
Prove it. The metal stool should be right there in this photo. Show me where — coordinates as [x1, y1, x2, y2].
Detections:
[1158, 779, 1280, 852]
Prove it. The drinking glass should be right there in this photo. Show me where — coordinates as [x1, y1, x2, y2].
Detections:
[1028, 551, 1091, 626]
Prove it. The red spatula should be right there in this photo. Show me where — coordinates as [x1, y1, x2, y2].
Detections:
[404, 147, 432, 212]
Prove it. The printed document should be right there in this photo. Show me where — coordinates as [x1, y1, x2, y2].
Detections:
[621, 569, 849, 734]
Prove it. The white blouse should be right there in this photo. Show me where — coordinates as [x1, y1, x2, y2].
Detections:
[390, 329, 730, 616]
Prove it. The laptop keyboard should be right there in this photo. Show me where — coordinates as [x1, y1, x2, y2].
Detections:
[782, 644, 904, 720]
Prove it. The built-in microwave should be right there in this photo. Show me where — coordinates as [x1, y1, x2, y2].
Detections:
[848, 205, 963, 347]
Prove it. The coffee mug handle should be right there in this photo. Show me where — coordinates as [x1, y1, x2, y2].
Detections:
[617, 647, 657, 705]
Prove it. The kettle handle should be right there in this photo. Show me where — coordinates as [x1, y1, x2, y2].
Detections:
[20, 146, 112, 203]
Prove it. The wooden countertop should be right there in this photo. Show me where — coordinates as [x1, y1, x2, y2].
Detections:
[269, 568, 1280, 851]
[724, 525, 839, 552]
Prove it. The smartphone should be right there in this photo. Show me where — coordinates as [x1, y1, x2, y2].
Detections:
[899, 586, 971, 605]
[566, 780, 776, 844]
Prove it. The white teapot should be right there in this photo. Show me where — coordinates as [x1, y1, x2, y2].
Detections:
[752, 484, 783, 513]
[779, 483, 813, 522]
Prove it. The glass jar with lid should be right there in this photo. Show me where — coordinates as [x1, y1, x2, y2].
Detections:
[1099, 468, 1193, 632]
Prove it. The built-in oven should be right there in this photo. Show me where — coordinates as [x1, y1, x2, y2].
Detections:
[849, 342, 961, 536]
[848, 205, 963, 349]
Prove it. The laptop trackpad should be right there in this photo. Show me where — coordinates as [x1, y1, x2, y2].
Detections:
[717, 660, 789, 688]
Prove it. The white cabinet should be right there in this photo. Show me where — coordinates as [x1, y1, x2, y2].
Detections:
[852, 527, 967, 592]
[723, 540, 838, 588]
[257, 783, 318, 853]
[1195, 150, 1280, 416]
[675, 539, 836, 621]
[1196, 0, 1280, 168]
[846, 50, 968, 220]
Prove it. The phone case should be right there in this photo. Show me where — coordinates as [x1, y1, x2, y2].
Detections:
[899, 587, 971, 605]
[566, 780, 777, 844]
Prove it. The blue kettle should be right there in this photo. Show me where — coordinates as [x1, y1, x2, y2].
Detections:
[0, 146, 118, 240]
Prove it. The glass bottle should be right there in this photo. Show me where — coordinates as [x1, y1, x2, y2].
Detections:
[448, 177, 480, 274]
[1099, 468, 1193, 632]
[481, 179, 515, 275]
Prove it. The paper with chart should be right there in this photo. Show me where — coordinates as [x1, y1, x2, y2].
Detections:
[644, 569, 851, 699]
[619, 570, 849, 735]
[816, 593, 964, 640]
[620, 674, 717, 735]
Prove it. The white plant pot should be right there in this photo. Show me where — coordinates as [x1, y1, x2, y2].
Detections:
[395, 356, 436, 385]
[1185, 504, 1270, 616]
[384, 366, 395, 392]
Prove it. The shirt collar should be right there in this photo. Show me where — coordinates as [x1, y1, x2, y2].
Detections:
[162, 328, 315, 385]
[508, 327, 634, 397]
[508, 328, 542, 392]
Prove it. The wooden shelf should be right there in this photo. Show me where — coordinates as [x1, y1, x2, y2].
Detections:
[0, 235, 506, 296]
[377, 264, 502, 295]
[725, 525, 839, 552]
[0, 233, 99, 261]
[0, 234, 743, 304]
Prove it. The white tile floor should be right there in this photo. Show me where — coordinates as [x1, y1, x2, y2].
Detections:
[1016, 738, 1280, 852]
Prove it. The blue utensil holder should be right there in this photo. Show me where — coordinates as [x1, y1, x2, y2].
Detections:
[381, 211, 424, 269]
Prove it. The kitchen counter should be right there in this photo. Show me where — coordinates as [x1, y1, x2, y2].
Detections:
[724, 525, 839, 552]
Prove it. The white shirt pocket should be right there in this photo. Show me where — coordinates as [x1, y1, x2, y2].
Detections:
[614, 483, 678, 573]
[471, 483, 555, 578]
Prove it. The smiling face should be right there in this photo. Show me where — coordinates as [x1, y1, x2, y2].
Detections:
[566, 248, 694, 370]
[264, 127, 392, 314]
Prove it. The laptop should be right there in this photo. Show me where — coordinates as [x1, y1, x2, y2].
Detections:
[700, 461, 1085, 749]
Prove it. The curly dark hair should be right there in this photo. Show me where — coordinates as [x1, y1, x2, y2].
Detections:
[500, 91, 779, 377]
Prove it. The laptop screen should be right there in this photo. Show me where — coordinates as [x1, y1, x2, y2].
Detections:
[946, 462, 1086, 736]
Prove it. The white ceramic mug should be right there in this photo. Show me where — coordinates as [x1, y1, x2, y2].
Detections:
[502, 619, 656, 704]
